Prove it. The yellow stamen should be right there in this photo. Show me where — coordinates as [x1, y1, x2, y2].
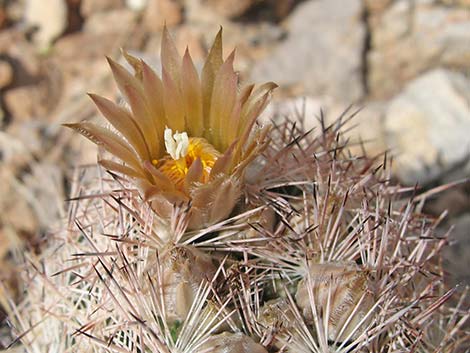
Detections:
[158, 134, 221, 190]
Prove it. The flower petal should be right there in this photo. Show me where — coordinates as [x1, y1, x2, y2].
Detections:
[99, 159, 143, 179]
[184, 157, 203, 191]
[201, 28, 224, 132]
[123, 83, 161, 158]
[189, 175, 240, 228]
[121, 49, 143, 80]
[64, 122, 142, 172]
[161, 26, 181, 86]
[226, 84, 255, 143]
[141, 60, 167, 148]
[107, 57, 143, 98]
[239, 82, 277, 137]
[143, 160, 177, 192]
[210, 140, 237, 178]
[209, 49, 237, 151]
[162, 67, 185, 132]
[89, 93, 150, 161]
[181, 48, 203, 137]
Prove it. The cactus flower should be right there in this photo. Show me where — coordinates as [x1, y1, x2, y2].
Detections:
[65, 28, 276, 230]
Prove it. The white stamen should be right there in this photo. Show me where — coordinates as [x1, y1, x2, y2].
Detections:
[164, 127, 189, 160]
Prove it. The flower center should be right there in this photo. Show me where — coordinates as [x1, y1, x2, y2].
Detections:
[154, 128, 221, 190]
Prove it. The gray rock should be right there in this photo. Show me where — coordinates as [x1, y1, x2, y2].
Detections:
[384, 69, 470, 185]
[368, 3, 470, 98]
[250, 0, 366, 102]
[261, 97, 387, 157]
[442, 213, 470, 286]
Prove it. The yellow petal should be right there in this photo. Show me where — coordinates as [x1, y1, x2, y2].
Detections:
[181, 48, 203, 136]
[209, 50, 237, 151]
[64, 122, 142, 171]
[201, 28, 224, 132]
[89, 93, 150, 161]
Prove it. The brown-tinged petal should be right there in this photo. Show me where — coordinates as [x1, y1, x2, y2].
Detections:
[232, 92, 271, 165]
[233, 125, 271, 176]
[210, 140, 237, 178]
[213, 178, 242, 219]
[123, 83, 161, 157]
[162, 67, 185, 132]
[201, 28, 223, 131]
[143, 160, 177, 192]
[238, 82, 277, 136]
[238, 84, 255, 106]
[89, 93, 150, 161]
[64, 122, 142, 171]
[121, 49, 143, 80]
[209, 50, 237, 151]
[137, 173, 187, 204]
[99, 159, 143, 179]
[184, 157, 203, 191]
[106, 57, 144, 98]
[181, 48, 203, 136]
[190, 175, 240, 228]
[141, 60, 167, 143]
[226, 84, 254, 143]
[161, 26, 181, 86]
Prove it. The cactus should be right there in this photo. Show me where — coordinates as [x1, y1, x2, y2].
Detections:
[2, 29, 469, 353]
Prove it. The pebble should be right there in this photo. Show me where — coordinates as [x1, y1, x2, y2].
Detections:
[0, 60, 13, 88]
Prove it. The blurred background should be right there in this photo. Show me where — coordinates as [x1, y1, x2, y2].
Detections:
[0, 0, 469, 307]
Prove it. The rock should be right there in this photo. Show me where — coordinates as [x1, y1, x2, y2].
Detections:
[263, 97, 387, 157]
[0, 31, 41, 82]
[174, 26, 205, 62]
[0, 60, 13, 88]
[126, 0, 147, 11]
[80, 0, 123, 17]
[4, 0, 25, 24]
[143, 0, 182, 31]
[370, 0, 412, 48]
[364, 0, 393, 15]
[368, 3, 470, 98]
[83, 8, 136, 35]
[0, 129, 34, 168]
[0, 5, 7, 29]
[384, 69, 470, 185]
[4, 86, 42, 122]
[440, 0, 470, 7]
[23, 0, 67, 50]
[442, 213, 470, 286]
[0, 167, 38, 237]
[203, 0, 255, 18]
[5, 122, 44, 163]
[251, 0, 366, 102]
[424, 187, 469, 219]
